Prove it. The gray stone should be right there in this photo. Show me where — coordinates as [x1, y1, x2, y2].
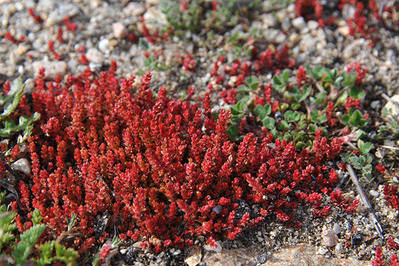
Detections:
[292, 17, 306, 30]
[11, 158, 31, 176]
[86, 48, 103, 64]
[369, 190, 379, 197]
[113, 22, 127, 39]
[33, 60, 67, 79]
[322, 229, 338, 247]
[45, 3, 79, 27]
[98, 39, 109, 53]
[308, 20, 319, 30]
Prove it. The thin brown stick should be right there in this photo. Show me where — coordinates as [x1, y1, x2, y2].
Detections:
[347, 164, 384, 238]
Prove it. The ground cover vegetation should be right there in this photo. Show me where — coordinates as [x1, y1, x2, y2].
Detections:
[1, 0, 399, 265]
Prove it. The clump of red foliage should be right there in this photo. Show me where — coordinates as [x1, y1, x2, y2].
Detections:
[295, 0, 323, 21]
[12, 63, 345, 253]
[295, 0, 399, 45]
[214, 42, 295, 104]
[384, 185, 399, 211]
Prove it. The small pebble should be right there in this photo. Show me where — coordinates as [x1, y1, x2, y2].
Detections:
[113, 22, 128, 39]
[86, 48, 104, 64]
[11, 158, 31, 176]
[369, 190, 379, 197]
[33, 60, 67, 79]
[322, 229, 338, 247]
[292, 17, 306, 30]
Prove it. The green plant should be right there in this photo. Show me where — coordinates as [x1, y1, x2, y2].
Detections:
[161, 0, 201, 33]
[226, 66, 372, 150]
[0, 78, 40, 144]
[341, 138, 375, 180]
[161, 0, 261, 36]
[227, 75, 260, 140]
[0, 193, 78, 265]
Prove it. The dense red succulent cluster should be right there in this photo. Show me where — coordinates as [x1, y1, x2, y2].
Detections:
[384, 185, 399, 211]
[295, 0, 323, 21]
[13, 63, 346, 252]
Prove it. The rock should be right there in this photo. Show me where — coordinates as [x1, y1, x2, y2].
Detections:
[370, 100, 380, 110]
[11, 158, 31, 176]
[275, 33, 286, 43]
[264, 245, 370, 266]
[382, 94, 399, 120]
[146, 0, 161, 7]
[113, 22, 127, 39]
[86, 48, 103, 64]
[14, 44, 30, 56]
[369, 190, 379, 197]
[262, 14, 277, 28]
[338, 25, 350, 36]
[125, 2, 145, 17]
[45, 3, 79, 27]
[186, 246, 259, 266]
[98, 39, 109, 53]
[143, 6, 167, 32]
[333, 223, 342, 235]
[281, 17, 291, 31]
[292, 17, 306, 30]
[335, 243, 344, 254]
[342, 4, 356, 20]
[33, 60, 67, 79]
[184, 247, 202, 266]
[307, 20, 318, 30]
[300, 34, 317, 52]
[322, 229, 338, 247]
[316, 247, 329, 255]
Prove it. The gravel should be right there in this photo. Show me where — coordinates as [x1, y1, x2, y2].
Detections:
[1, 0, 399, 264]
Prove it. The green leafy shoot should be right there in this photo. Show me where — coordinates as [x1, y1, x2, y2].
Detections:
[0, 78, 25, 121]
[68, 213, 77, 231]
[31, 209, 42, 226]
[272, 70, 290, 93]
[12, 224, 46, 265]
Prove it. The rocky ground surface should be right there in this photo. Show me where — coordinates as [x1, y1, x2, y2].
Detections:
[1, 0, 399, 265]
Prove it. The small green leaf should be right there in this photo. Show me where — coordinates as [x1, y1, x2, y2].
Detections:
[362, 164, 372, 179]
[349, 86, 365, 100]
[348, 154, 362, 169]
[310, 110, 319, 122]
[278, 120, 290, 130]
[227, 126, 239, 140]
[54, 242, 79, 265]
[245, 76, 259, 90]
[12, 224, 46, 265]
[349, 109, 368, 128]
[335, 91, 348, 106]
[296, 85, 311, 102]
[317, 114, 327, 124]
[315, 92, 327, 105]
[284, 110, 301, 123]
[37, 241, 55, 266]
[357, 139, 373, 154]
[237, 85, 251, 93]
[139, 39, 149, 50]
[68, 213, 77, 231]
[31, 209, 42, 226]
[342, 72, 357, 88]
[308, 123, 318, 133]
[262, 117, 275, 129]
[0, 81, 24, 121]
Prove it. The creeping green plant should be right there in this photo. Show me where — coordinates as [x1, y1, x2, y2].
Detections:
[0, 194, 78, 265]
[0, 78, 40, 144]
